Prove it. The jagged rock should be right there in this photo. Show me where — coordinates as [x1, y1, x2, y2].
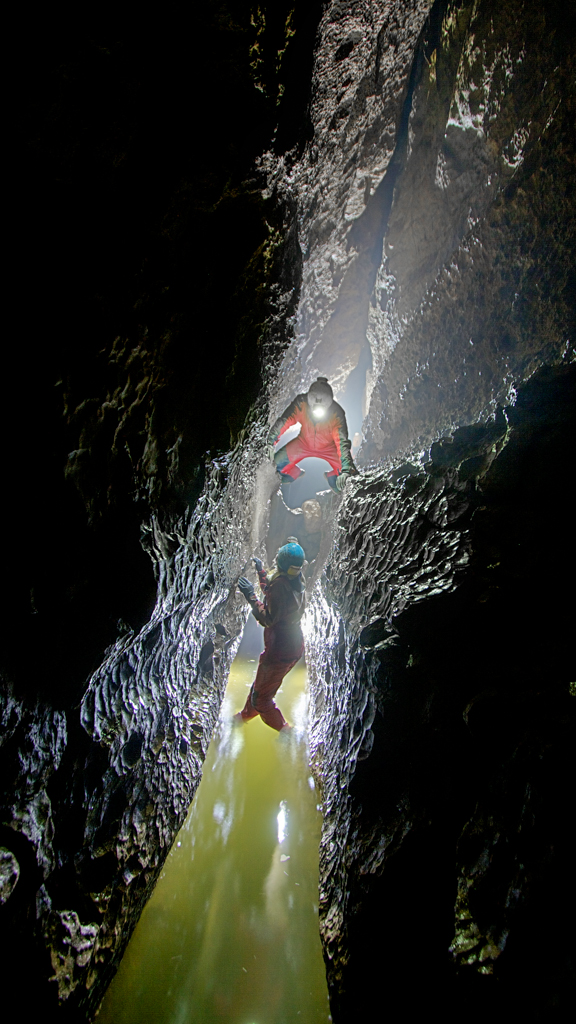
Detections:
[2, 3, 574, 1021]
[46, 909, 100, 1003]
[0, 848, 20, 904]
[307, 364, 575, 1020]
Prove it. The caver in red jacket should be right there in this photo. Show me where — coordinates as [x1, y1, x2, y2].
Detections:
[239, 566, 305, 731]
[268, 392, 356, 484]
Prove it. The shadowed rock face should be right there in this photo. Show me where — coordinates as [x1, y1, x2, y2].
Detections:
[1, 2, 574, 1021]
[2, 6, 323, 1019]
[298, 3, 574, 1020]
[306, 363, 575, 1020]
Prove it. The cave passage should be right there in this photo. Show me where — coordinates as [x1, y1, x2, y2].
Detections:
[279, 456, 340, 510]
[97, 617, 330, 1023]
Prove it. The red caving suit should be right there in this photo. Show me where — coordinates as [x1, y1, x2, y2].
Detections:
[268, 394, 356, 482]
[240, 567, 305, 731]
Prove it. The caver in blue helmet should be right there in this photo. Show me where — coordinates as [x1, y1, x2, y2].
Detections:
[235, 540, 306, 733]
[276, 542, 305, 575]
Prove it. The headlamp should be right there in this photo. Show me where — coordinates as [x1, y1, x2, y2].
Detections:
[312, 405, 326, 419]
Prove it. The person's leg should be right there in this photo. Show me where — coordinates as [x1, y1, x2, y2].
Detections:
[239, 653, 286, 725]
[315, 442, 341, 480]
[239, 686, 260, 722]
[305, 442, 342, 489]
[249, 656, 298, 731]
[273, 436, 311, 480]
[239, 651, 267, 722]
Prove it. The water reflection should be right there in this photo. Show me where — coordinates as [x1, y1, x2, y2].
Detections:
[277, 802, 288, 844]
[97, 650, 330, 1024]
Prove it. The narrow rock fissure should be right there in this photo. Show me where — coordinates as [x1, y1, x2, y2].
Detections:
[95, 450, 353, 1021]
[96, 624, 330, 1023]
[2, 5, 574, 1021]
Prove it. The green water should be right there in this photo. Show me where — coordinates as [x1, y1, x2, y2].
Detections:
[97, 657, 330, 1024]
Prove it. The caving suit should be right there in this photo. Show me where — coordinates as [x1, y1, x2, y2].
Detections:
[240, 567, 305, 731]
[268, 394, 356, 484]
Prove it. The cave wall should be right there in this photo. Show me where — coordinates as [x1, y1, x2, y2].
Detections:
[307, 365, 575, 1019]
[1, 2, 575, 1021]
[268, 0, 574, 430]
[7, 4, 323, 710]
[295, 1, 575, 1020]
[2, 6, 323, 1019]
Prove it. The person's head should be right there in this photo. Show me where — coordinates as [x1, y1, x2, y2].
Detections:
[277, 541, 305, 575]
[307, 377, 333, 419]
[302, 499, 322, 532]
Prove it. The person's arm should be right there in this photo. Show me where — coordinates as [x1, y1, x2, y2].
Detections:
[257, 566, 270, 592]
[267, 396, 305, 447]
[332, 403, 357, 475]
[251, 557, 270, 594]
[246, 592, 268, 626]
[249, 578, 292, 628]
[237, 576, 268, 625]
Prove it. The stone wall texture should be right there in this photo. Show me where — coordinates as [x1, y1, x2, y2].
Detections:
[2, 2, 574, 1020]
[306, 363, 575, 1019]
[297, 3, 574, 1019]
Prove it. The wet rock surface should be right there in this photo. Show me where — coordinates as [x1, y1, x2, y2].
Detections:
[307, 363, 575, 1019]
[0, 848, 20, 905]
[272, 0, 574, 445]
[2, 3, 575, 1021]
[2, 7, 323, 1019]
[294, 6, 575, 1018]
[0, 447, 278, 1016]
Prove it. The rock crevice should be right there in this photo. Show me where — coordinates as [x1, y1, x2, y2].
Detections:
[2, 4, 574, 1020]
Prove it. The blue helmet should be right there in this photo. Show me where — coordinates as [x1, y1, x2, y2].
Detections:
[277, 542, 305, 573]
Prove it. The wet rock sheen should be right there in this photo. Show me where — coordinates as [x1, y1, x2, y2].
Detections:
[2, 2, 574, 1021]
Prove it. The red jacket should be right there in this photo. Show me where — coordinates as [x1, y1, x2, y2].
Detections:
[267, 395, 355, 474]
[247, 568, 305, 662]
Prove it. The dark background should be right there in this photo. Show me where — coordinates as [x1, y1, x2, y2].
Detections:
[5, 6, 324, 706]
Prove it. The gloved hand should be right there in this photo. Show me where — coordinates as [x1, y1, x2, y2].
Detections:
[266, 443, 276, 464]
[252, 557, 263, 572]
[335, 472, 349, 492]
[238, 576, 255, 600]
